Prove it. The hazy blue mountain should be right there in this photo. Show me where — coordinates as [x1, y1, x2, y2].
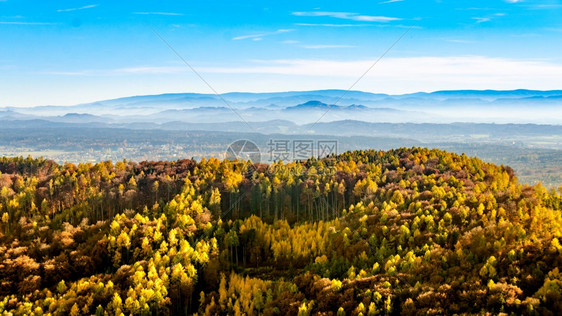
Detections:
[3, 89, 562, 124]
[402, 89, 562, 100]
[285, 101, 370, 111]
[48, 113, 112, 123]
[0, 110, 36, 120]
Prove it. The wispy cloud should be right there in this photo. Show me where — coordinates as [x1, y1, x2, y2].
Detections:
[43, 66, 188, 76]
[197, 56, 562, 82]
[233, 29, 293, 41]
[292, 11, 401, 22]
[295, 23, 373, 27]
[444, 39, 476, 44]
[524, 4, 562, 9]
[57, 4, 98, 13]
[34, 57, 562, 95]
[301, 44, 356, 49]
[295, 23, 418, 29]
[0, 21, 58, 25]
[473, 12, 505, 24]
[42, 71, 93, 76]
[0, 64, 15, 70]
[472, 12, 506, 24]
[545, 27, 562, 32]
[133, 12, 184, 16]
[117, 66, 186, 74]
[379, 0, 404, 4]
[473, 17, 491, 23]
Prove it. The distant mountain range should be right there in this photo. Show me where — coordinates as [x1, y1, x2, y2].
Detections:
[2, 89, 562, 125]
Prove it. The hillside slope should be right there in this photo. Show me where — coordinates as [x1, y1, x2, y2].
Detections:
[0, 148, 560, 315]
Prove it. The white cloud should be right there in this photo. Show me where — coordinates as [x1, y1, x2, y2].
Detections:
[379, 0, 404, 3]
[0, 21, 57, 25]
[20, 56, 562, 107]
[292, 11, 401, 22]
[444, 39, 475, 44]
[301, 44, 356, 49]
[116, 66, 186, 74]
[473, 17, 491, 23]
[546, 27, 562, 32]
[282, 40, 300, 44]
[44, 66, 188, 76]
[524, 4, 562, 9]
[57, 4, 98, 13]
[233, 34, 265, 41]
[200, 56, 560, 77]
[196, 56, 562, 93]
[472, 11, 507, 24]
[233, 29, 293, 40]
[295, 23, 372, 27]
[133, 12, 184, 16]
[41, 56, 562, 94]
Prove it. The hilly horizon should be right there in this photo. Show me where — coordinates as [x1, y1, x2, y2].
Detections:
[6, 88, 562, 108]
[3, 89, 562, 125]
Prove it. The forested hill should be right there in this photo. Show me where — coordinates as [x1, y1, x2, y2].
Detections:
[0, 148, 561, 315]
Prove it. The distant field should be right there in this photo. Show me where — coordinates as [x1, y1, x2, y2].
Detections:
[0, 127, 560, 189]
[0, 148, 69, 158]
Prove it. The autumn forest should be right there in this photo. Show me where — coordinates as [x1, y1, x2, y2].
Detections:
[0, 147, 561, 315]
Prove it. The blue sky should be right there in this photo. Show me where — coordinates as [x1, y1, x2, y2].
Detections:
[1, 0, 561, 106]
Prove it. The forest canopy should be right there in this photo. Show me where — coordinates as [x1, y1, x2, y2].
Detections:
[0, 147, 560, 315]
